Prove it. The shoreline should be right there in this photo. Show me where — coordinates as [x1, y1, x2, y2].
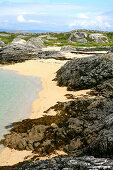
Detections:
[0, 56, 90, 166]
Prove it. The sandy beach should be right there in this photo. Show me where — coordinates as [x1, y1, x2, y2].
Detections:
[0, 53, 91, 166]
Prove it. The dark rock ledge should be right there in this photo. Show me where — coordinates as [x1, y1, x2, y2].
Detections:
[0, 37, 70, 64]
[55, 54, 113, 90]
[0, 54, 113, 169]
[1, 156, 113, 170]
[0, 44, 67, 64]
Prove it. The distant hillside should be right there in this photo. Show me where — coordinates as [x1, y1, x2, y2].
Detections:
[0, 29, 113, 47]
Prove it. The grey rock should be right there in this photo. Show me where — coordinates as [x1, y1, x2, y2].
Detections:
[4, 87, 113, 156]
[28, 125, 47, 141]
[1, 50, 113, 163]
[68, 32, 87, 43]
[68, 118, 83, 133]
[3, 125, 47, 151]
[77, 38, 87, 43]
[11, 38, 27, 45]
[109, 47, 113, 53]
[0, 33, 10, 36]
[4, 133, 22, 149]
[46, 36, 58, 40]
[36, 50, 63, 59]
[7, 156, 113, 169]
[0, 40, 5, 47]
[0, 44, 39, 63]
[68, 138, 83, 151]
[0, 43, 64, 64]
[60, 45, 76, 52]
[86, 133, 113, 158]
[26, 37, 44, 48]
[89, 33, 109, 43]
[17, 35, 28, 38]
[56, 54, 113, 90]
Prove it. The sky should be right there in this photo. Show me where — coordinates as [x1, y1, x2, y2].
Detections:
[0, 0, 113, 32]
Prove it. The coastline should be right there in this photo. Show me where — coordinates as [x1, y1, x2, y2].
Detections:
[0, 56, 90, 166]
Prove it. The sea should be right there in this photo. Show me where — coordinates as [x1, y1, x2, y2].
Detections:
[0, 69, 41, 150]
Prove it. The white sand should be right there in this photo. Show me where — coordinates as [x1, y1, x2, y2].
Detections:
[0, 56, 90, 166]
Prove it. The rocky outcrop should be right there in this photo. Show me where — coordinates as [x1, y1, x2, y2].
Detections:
[46, 35, 58, 40]
[0, 44, 39, 63]
[68, 32, 87, 43]
[0, 44, 67, 64]
[1, 49, 113, 168]
[0, 37, 67, 63]
[17, 35, 28, 38]
[0, 37, 46, 63]
[2, 156, 113, 170]
[11, 38, 27, 45]
[0, 52, 113, 170]
[1, 77, 113, 169]
[89, 33, 108, 43]
[109, 47, 113, 53]
[0, 33, 10, 37]
[1, 77, 113, 157]
[56, 54, 113, 90]
[68, 32, 109, 44]
[0, 40, 5, 47]
[60, 45, 76, 52]
[3, 125, 48, 151]
[36, 50, 65, 60]
[60, 46, 110, 53]
[26, 37, 44, 48]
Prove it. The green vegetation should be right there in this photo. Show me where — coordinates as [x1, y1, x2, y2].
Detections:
[106, 32, 113, 41]
[44, 40, 113, 47]
[86, 34, 94, 42]
[23, 34, 40, 41]
[101, 37, 107, 41]
[75, 47, 109, 51]
[0, 31, 113, 48]
[0, 34, 18, 44]
[43, 32, 113, 47]
[0, 32, 40, 44]
[50, 33, 71, 40]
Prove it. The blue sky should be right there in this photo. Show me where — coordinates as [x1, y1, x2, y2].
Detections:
[0, 0, 113, 32]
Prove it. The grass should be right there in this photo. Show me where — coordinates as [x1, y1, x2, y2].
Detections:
[106, 32, 113, 41]
[75, 47, 109, 51]
[0, 34, 19, 44]
[23, 34, 40, 41]
[0, 31, 113, 48]
[43, 31, 113, 47]
[50, 33, 71, 40]
[44, 38, 113, 47]
[0, 33, 40, 44]
[86, 34, 94, 42]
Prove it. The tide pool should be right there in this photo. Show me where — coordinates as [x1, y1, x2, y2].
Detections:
[0, 69, 41, 141]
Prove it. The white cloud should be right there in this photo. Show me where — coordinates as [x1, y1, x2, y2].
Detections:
[0, 3, 95, 16]
[69, 14, 111, 30]
[76, 13, 88, 19]
[0, 1, 113, 31]
[28, 19, 41, 23]
[17, 15, 41, 24]
[17, 15, 25, 22]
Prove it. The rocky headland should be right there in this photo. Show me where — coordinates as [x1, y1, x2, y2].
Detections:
[0, 30, 113, 169]
[0, 53, 113, 169]
[0, 29, 112, 64]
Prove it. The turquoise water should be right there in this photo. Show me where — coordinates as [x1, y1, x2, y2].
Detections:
[0, 69, 41, 141]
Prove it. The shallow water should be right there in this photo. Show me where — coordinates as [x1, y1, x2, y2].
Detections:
[0, 69, 42, 141]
